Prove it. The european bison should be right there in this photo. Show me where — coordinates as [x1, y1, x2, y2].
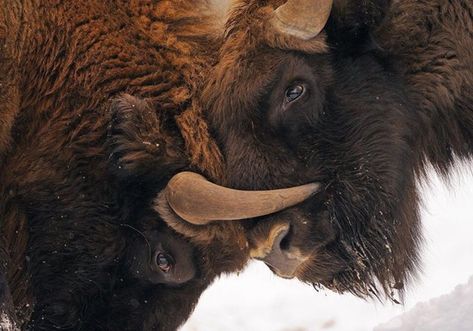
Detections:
[155, 0, 473, 305]
[0, 1, 247, 330]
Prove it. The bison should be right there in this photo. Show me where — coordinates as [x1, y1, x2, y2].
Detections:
[156, 0, 473, 311]
[0, 0, 472, 330]
[0, 0, 248, 329]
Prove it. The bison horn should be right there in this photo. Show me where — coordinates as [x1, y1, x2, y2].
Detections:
[271, 0, 333, 40]
[164, 172, 321, 225]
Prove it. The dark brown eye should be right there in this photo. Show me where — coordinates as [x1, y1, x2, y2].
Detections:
[285, 84, 305, 102]
[156, 252, 173, 273]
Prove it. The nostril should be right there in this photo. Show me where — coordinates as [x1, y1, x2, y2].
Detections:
[271, 225, 291, 252]
[279, 226, 293, 251]
[261, 224, 306, 279]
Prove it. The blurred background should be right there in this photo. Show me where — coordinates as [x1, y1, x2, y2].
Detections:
[181, 163, 473, 331]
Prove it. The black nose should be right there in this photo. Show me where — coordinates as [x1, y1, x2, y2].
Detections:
[260, 225, 307, 279]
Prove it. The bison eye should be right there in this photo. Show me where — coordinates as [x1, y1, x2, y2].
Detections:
[285, 84, 305, 103]
[156, 252, 173, 273]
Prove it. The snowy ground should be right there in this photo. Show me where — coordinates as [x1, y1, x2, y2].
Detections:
[181, 163, 473, 331]
[376, 276, 473, 331]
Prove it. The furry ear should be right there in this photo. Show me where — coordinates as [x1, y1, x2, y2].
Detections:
[325, 0, 391, 54]
[107, 94, 187, 186]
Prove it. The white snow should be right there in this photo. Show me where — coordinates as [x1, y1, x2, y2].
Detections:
[375, 276, 473, 331]
[181, 162, 473, 331]
[0, 312, 17, 331]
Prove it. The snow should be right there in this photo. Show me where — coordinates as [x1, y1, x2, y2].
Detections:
[375, 276, 473, 331]
[181, 163, 473, 331]
[0, 312, 17, 331]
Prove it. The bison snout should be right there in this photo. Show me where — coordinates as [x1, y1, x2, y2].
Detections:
[250, 223, 311, 279]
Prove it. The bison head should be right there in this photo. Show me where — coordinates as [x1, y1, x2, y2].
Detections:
[157, 0, 422, 300]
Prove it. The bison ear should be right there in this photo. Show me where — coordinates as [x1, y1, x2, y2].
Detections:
[325, 0, 391, 53]
[107, 94, 186, 186]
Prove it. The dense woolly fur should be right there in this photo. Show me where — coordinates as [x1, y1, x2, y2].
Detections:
[0, 0, 472, 330]
[0, 1, 246, 330]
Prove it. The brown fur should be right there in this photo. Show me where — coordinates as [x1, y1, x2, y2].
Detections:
[377, 0, 473, 171]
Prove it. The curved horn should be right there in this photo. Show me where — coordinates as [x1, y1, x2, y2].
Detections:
[271, 0, 333, 40]
[164, 172, 321, 225]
